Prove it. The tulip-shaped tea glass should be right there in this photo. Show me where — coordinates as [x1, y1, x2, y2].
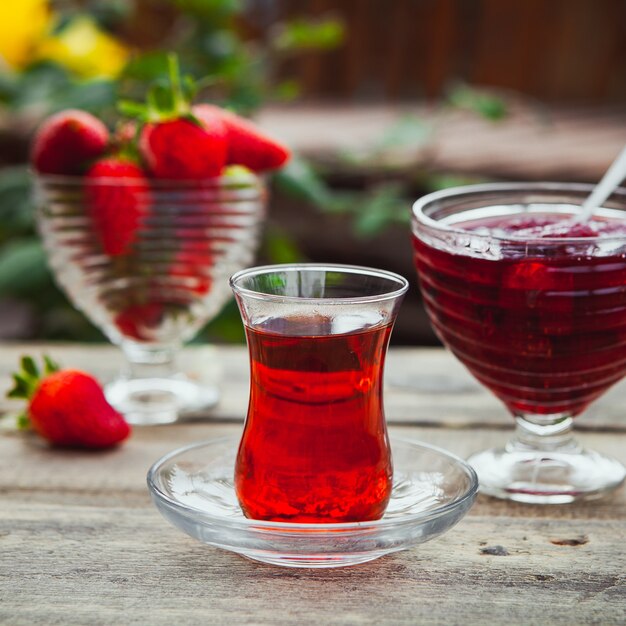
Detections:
[36, 172, 266, 425]
[412, 183, 626, 503]
[230, 263, 408, 522]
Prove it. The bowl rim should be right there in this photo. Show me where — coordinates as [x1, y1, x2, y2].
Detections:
[146, 434, 479, 533]
[412, 181, 626, 244]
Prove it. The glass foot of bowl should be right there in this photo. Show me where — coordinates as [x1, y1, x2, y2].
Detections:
[147, 436, 478, 568]
[468, 445, 626, 504]
[106, 376, 219, 425]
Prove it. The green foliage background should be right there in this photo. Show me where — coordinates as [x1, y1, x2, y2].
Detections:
[0, 0, 504, 343]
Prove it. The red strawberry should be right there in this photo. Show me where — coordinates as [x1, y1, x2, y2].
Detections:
[114, 302, 165, 342]
[170, 242, 214, 295]
[31, 109, 109, 175]
[85, 157, 150, 256]
[139, 116, 227, 179]
[7, 356, 130, 449]
[193, 104, 290, 172]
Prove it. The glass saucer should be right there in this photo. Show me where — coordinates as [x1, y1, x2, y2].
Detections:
[147, 436, 478, 568]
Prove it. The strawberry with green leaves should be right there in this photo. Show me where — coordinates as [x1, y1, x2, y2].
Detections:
[121, 55, 228, 180]
[8, 356, 131, 449]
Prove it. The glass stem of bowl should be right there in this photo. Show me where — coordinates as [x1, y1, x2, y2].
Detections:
[121, 342, 179, 379]
[508, 414, 581, 453]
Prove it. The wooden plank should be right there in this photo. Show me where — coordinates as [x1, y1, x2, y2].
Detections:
[338, 0, 371, 99]
[384, 348, 626, 432]
[422, 0, 456, 98]
[269, 0, 625, 102]
[0, 501, 624, 625]
[2, 343, 626, 431]
[0, 376, 623, 624]
[546, 0, 613, 102]
[383, 0, 412, 100]
[0, 422, 623, 519]
[471, 0, 525, 90]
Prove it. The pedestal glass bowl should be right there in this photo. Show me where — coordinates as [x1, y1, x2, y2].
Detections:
[412, 182, 626, 503]
[36, 172, 266, 424]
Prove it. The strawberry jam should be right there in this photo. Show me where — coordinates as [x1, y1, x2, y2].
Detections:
[413, 211, 626, 417]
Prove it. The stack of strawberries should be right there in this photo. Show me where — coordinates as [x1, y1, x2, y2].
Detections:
[33, 55, 290, 342]
[32, 56, 290, 258]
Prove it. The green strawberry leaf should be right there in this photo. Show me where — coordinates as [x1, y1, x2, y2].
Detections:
[117, 53, 196, 123]
[118, 100, 149, 119]
[7, 374, 30, 399]
[147, 82, 175, 118]
[182, 75, 198, 103]
[182, 112, 204, 128]
[43, 355, 60, 375]
[7, 355, 61, 401]
[167, 53, 187, 115]
[20, 356, 40, 379]
[16, 412, 30, 430]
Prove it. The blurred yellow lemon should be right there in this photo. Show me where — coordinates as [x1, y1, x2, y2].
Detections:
[0, 0, 51, 69]
[37, 17, 129, 79]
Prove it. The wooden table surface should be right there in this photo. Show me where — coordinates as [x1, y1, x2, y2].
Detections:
[1, 343, 625, 626]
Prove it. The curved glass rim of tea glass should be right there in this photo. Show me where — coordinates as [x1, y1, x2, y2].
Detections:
[411, 181, 626, 504]
[229, 263, 409, 304]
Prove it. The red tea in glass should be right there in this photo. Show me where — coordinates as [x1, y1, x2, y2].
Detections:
[230, 264, 408, 523]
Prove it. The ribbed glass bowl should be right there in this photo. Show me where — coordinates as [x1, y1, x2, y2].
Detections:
[147, 435, 478, 568]
[35, 173, 266, 424]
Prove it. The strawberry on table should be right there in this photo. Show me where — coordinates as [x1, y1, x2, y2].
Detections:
[31, 109, 109, 175]
[85, 157, 150, 256]
[7, 356, 131, 449]
[193, 104, 290, 173]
